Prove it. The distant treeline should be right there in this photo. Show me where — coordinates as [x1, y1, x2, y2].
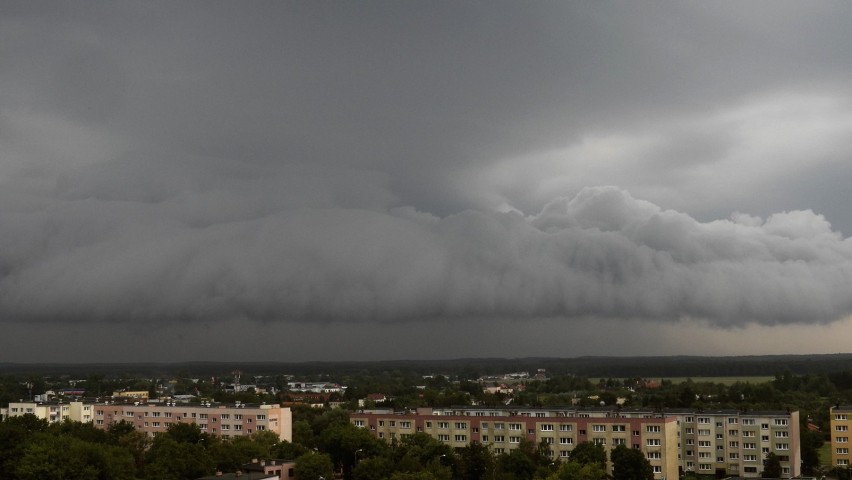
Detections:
[2, 353, 852, 379]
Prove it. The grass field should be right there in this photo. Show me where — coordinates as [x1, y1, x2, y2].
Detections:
[590, 376, 775, 386]
[820, 441, 833, 467]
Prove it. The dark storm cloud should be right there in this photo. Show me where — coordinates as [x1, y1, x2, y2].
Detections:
[3, 1, 852, 350]
[1, 186, 850, 326]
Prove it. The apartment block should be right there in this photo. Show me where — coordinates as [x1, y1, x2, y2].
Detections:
[350, 407, 679, 480]
[1, 401, 94, 424]
[92, 401, 293, 441]
[666, 408, 800, 479]
[831, 406, 852, 468]
[352, 406, 800, 479]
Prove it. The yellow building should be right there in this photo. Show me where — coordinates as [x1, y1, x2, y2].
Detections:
[831, 406, 852, 468]
[1, 401, 94, 424]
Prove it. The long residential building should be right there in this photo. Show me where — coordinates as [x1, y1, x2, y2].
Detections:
[93, 401, 293, 441]
[351, 407, 680, 480]
[351, 406, 800, 479]
[1, 401, 94, 424]
[2, 400, 292, 442]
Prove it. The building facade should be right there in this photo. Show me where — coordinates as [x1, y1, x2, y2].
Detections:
[831, 405, 852, 468]
[664, 408, 800, 478]
[351, 407, 680, 480]
[1, 401, 94, 424]
[351, 406, 801, 479]
[93, 401, 293, 441]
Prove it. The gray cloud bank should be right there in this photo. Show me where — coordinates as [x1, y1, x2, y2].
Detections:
[2, 186, 849, 327]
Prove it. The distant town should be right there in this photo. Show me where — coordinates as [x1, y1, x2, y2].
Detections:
[2, 356, 852, 479]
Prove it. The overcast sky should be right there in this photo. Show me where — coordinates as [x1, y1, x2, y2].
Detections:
[3, 1, 852, 363]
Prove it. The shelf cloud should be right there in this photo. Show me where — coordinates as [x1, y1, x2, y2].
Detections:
[2, 186, 849, 328]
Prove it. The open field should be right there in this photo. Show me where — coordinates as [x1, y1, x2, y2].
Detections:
[591, 376, 775, 386]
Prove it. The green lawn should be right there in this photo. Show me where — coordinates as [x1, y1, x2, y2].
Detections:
[820, 441, 833, 467]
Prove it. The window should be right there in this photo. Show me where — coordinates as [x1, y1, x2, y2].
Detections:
[698, 429, 710, 436]
[729, 441, 739, 448]
[482, 423, 488, 429]
[698, 441, 711, 447]
[647, 439, 661, 446]
[743, 442, 756, 449]
[494, 435, 505, 442]
[699, 464, 712, 471]
[439, 422, 449, 429]
[593, 438, 606, 445]
[221, 425, 230, 431]
[647, 425, 661, 433]
[455, 435, 467, 442]
[632, 430, 640, 436]
[647, 452, 661, 459]
[685, 427, 694, 434]
[836, 414, 849, 421]
[762, 435, 770, 442]
[728, 430, 738, 436]
[685, 416, 694, 423]
[698, 417, 710, 424]
[699, 452, 711, 459]
[542, 424, 555, 431]
[494, 448, 504, 454]
[743, 431, 756, 437]
[744, 455, 757, 462]
[455, 422, 467, 429]
[234, 414, 242, 420]
[837, 448, 849, 454]
[775, 431, 789, 438]
[592, 425, 605, 432]
[613, 425, 625, 432]
[560, 437, 573, 445]
[425, 421, 431, 428]
[839, 460, 850, 466]
[838, 437, 849, 443]
[494, 423, 504, 430]
[354, 420, 365, 427]
[400, 421, 411, 429]
[730, 453, 739, 460]
[390, 421, 396, 427]
[509, 423, 522, 431]
[685, 450, 693, 457]
[653, 466, 662, 473]
[234, 425, 242, 431]
[509, 436, 521, 444]
[837, 425, 849, 432]
[560, 424, 572, 432]
[543, 437, 554, 444]
[686, 439, 694, 445]
[728, 417, 738, 424]
[761, 423, 769, 430]
[379, 420, 384, 426]
[742, 418, 756, 425]
[560, 451, 570, 458]
[776, 443, 789, 450]
[613, 438, 625, 445]
[438, 434, 449, 441]
[774, 419, 788, 426]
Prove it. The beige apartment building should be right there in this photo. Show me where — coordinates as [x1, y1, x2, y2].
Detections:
[831, 405, 852, 468]
[351, 407, 680, 480]
[352, 406, 801, 479]
[2, 399, 293, 442]
[663, 408, 800, 478]
[1, 401, 94, 424]
[93, 401, 293, 441]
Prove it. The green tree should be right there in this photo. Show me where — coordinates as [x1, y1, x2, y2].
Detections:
[762, 452, 782, 479]
[295, 452, 334, 480]
[610, 444, 653, 480]
[456, 442, 493, 480]
[568, 442, 607, 469]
